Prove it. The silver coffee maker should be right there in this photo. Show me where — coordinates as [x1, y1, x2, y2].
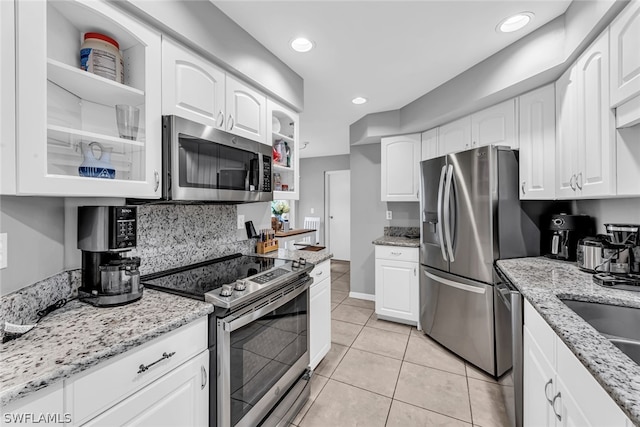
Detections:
[77, 206, 142, 306]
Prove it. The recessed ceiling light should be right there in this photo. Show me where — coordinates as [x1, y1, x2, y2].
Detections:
[497, 12, 534, 33]
[290, 37, 314, 53]
[352, 97, 367, 105]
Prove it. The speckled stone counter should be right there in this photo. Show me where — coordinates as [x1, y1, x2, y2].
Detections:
[496, 257, 640, 425]
[255, 248, 333, 265]
[0, 289, 213, 407]
[372, 235, 420, 247]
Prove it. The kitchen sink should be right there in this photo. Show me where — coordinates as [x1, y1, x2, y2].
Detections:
[561, 299, 640, 364]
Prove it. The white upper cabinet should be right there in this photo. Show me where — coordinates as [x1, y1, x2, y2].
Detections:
[0, 0, 16, 195]
[225, 74, 267, 144]
[161, 37, 225, 129]
[519, 85, 556, 200]
[471, 99, 518, 149]
[556, 30, 615, 199]
[610, 0, 640, 107]
[268, 99, 300, 200]
[420, 128, 438, 161]
[576, 29, 615, 197]
[381, 134, 421, 201]
[438, 116, 471, 155]
[13, 0, 162, 198]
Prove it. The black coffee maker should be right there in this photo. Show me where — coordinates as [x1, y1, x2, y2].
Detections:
[77, 206, 142, 307]
[546, 214, 593, 261]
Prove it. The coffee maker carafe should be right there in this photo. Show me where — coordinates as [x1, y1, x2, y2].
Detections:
[77, 206, 142, 306]
[546, 214, 592, 261]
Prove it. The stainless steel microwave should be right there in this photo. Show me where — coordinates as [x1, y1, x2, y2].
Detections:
[162, 115, 272, 202]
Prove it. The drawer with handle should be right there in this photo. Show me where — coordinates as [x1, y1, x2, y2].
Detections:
[65, 316, 207, 425]
[310, 260, 330, 285]
[375, 245, 419, 262]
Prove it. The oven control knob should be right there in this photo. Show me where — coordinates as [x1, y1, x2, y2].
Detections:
[292, 260, 300, 269]
[235, 280, 247, 291]
[299, 258, 307, 266]
[220, 284, 234, 297]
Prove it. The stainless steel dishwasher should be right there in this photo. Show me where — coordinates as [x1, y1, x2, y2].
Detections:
[495, 266, 523, 427]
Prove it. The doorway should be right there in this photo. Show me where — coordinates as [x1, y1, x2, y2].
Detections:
[325, 170, 350, 261]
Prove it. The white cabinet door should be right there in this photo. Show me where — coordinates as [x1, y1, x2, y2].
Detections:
[576, 29, 615, 197]
[420, 128, 438, 161]
[471, 99, 517, 149]
[556, 65, 580, 199]
[161, 38, 225, 129]
[381, 134, 421, 201]
[226, 74, 267, 144]
[375, 257, 419, 324]
[0, 0, 16, 195]
[269, 99, 300, 200]
[523, 327, 557, 427]
[15, 0, 162, 198]
[438, 116, 471, 155]
[519, 85, 556, 200]
[310, 275, 331, 370]
[83, 351, 209, 427]
[1, 383, 65, 427]
[610, 0, 640, 107]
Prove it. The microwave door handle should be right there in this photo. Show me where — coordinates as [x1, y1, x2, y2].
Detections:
[443, 164, 455, 262]
[436, 165, 448, 261]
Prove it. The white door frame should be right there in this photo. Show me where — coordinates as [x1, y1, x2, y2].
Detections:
[324, 170, 350, 260]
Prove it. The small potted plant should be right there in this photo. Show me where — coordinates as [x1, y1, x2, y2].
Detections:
[271, 200, 290, 231]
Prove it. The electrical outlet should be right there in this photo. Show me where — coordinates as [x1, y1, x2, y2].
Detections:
[0, 233, 7, 269]
[237, 215, 245, 230]
[386, 211, 392, 220]
[310, 208, 315, 214]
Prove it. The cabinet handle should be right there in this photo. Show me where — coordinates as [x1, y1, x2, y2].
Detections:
[154, 170, 160, 192]
[521, 181, 526, 195]
[414, 267, 416, 276]
[576, 172, 583, 190]
[544, 378, 553, 404]
[552, 392, 562, 421]
[569, 174, 577, 191]
[217, 110, 224, 128]
[228, 115, 235, 131]
[315, 271, 323, 276]
[391, 252, 402, 256]
[137, 351, 176, 374]
[201, 365, 207, 390]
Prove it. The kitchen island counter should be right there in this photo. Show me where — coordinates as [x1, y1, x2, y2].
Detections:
[0, 289, 213, 407]
[497, 257, 640, 425]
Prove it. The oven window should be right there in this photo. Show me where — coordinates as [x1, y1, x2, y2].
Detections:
[178, 135, 259, 191]
[229, 292, 308, 426]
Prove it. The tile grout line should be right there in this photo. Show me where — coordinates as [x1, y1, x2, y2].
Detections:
[465, 363, 476, 426]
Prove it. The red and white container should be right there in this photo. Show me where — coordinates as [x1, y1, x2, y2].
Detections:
[80, 32, 124, 83]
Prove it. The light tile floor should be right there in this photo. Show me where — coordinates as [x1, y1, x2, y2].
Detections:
[294, 260, 512, 427]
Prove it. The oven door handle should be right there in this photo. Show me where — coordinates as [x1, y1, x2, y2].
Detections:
[222, 278, 312, 332]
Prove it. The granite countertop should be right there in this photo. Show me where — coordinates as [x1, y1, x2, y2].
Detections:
[496, 257, 640, 424]
[255, 247, 333, 265]
[372, 235, 420, 247]
[0, 289, 213, 407]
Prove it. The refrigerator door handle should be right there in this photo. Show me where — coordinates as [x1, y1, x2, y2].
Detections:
[443, 164, 455, 262]
[423, 269, 485, 294]
[436, 165, 448, 261]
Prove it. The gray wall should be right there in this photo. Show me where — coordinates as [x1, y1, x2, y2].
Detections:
[297, 155, 350, 245]
[349, 144, 419, 297]
[573, 198, 640, 234]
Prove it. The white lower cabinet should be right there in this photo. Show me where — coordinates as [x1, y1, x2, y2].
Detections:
[309, 260, 331, 370]
[82, 350, 209, 427]
[1, 383, 65, 427]
[374, 246, 419, 326]
[523, 300, 630, 427]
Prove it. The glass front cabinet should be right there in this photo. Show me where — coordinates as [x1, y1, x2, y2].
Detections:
[12, 0, 161, 198]
[268, 99, 300, 201]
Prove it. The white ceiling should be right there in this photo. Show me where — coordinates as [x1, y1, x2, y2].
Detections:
[214, 1, 572, 159]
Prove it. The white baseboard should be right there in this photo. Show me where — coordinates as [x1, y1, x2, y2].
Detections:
[348, 292, 375, 301]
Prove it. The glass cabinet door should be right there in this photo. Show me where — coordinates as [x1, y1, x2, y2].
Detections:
[15, 0, 161, 198]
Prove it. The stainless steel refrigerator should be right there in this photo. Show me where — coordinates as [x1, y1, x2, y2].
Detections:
[419, 145, 540, 377]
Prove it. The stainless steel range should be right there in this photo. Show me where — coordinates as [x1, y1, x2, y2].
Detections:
[142, 253, 313, 427]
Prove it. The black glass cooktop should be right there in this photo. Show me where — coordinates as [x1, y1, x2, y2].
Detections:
[142, 253, 286, 300]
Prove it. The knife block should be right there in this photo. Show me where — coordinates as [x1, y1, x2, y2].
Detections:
[256, 240, 278, 254]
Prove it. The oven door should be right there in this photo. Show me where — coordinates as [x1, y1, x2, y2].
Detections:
[217, 280, 310, 427]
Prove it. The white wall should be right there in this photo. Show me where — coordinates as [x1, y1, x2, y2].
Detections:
[0, 197, 65, 295]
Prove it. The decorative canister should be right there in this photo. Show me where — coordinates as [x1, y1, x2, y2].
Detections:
[80, 32, 124, 83]
[79, 142, 116, 179]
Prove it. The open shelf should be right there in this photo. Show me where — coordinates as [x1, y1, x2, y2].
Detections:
[48, 124, 145, 147]
[274, 190, 297, 200]
[47, 58, 145, 107]
[272, 132, 294, 144]
[273, 163, 293, 172]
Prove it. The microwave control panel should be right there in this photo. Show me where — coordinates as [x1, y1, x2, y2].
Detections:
[262, 155, 272, 192]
